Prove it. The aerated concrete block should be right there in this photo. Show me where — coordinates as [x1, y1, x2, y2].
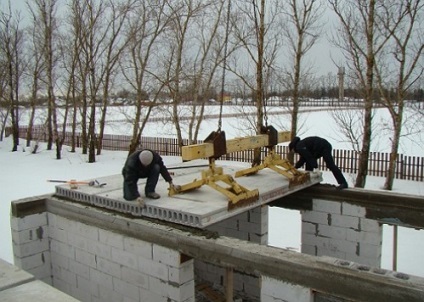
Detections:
[318, 224, 348, 241]
[302, 211, 331, 225]
[123, 237, 153, 259]
[138, 256, 169, 281]
[342, 202, 366, 217]
[111, 247, 138, 268]
[313, 199, 342, 214]
[331, 213, 359, 229]
[99, 228, 124, 249]
[89, 267, 113, 288]
[112, 278, 140, 301]
[153, 244, 181, 267]
[10, 213, 47, 231]
[13, 238, 49, 258]
[261, 275, 312, 302]
[169, 259, 194, 285]
[346, 228, 382, 245]
[121, 266, 149, 289]
[96, 257, 121, 278]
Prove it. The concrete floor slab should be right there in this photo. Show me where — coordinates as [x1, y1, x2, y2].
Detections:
[0, 280, 80, 302]
[53, 160, 322, 228]
[0, 259, 34, 291]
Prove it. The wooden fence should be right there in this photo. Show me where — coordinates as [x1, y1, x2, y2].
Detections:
[17, 126, 424, 182]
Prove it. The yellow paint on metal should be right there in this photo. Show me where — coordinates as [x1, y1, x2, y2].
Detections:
[168, 160, 259, 210]
[174, 130, 292, 210]
[181, 131, 291, 161]
[235, 150, 310, 187]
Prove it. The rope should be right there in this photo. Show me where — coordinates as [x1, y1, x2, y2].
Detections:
[218, 0, 232, 132]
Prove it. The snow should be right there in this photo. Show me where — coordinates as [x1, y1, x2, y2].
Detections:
[1, 105, 423, 278]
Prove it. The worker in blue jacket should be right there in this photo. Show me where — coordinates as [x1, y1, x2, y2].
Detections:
[289, 136, 348, 190]
[122, 149, 179, 205]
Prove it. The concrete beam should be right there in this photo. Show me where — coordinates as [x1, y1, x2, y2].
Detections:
[272, 184, 424, 229]
[12, 195, 422, 302]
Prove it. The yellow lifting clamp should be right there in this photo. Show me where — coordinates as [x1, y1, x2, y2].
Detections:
[234, 149, 310, 187]
[169, 131, 260, 210]
[234, 126, 310, 187]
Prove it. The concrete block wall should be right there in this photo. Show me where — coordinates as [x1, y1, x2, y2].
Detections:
[261, 276, 312, 302]
[194, 206, 268, 300]
[206, 206, 268, 244]
[11, 212, 52, 285]
[301, 199, 382, 267]
[12, 212, 195, 302]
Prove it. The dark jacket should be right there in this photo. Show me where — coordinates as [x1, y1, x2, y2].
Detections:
[291, 136, 332, 169]
[123, 149, 173, 182]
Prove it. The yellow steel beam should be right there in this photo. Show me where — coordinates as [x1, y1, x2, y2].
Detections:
[182, 131, 291, 161]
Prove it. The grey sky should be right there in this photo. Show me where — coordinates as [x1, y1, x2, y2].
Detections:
[2, 0, 343, 76]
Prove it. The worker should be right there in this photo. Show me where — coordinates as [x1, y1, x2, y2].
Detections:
[122, 149, 180, 206]
[289, 136, 348, 190]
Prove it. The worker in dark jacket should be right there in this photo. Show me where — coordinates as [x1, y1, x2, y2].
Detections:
[289, 136, 348, 190]
[122, 149, 179, 205]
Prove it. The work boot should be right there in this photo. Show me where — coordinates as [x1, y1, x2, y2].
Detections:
[146, 192, 160, 199]
[336, 183, 348, 190]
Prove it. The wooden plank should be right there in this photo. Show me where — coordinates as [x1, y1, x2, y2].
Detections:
[181, 131, 291, 161]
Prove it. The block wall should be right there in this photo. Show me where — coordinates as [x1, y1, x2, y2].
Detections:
[206, 205, 269, 245]
[194, 206, 268, 300]
[11, 212, 52, 284]
[261, 276, 312, 302]
[12, 213, 195, 302]
[301, 199, 382, 267]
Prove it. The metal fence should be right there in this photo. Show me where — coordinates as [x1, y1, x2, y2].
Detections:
[17, 126, 424, 182]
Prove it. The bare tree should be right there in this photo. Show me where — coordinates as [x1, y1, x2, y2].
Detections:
[374, 0, 424, 190]
[121, 0, 171, 155]
[96, 0, 131, 156]
[278, 0, 324, 159]
[69, 0, 128, 162]
[61, 3, 84, 153]
[25, 5, 46, 148]
[230, 0, 282, 165]
[329, 0, 390, 188]
[0, 4, 25, 151]
[68, 0, 104, 161]
[27, 0, 61, 158]
[160, 0, 209, 148]
[185, 0, 234, 143]
[0, 63, 9, 141]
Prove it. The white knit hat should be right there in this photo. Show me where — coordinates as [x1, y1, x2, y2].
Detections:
[139, 150, 153, 166]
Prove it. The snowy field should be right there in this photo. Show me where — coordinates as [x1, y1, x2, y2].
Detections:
[1, 105, 423, 277]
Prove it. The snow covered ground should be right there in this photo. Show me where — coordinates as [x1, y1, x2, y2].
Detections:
[1, 105, 423, 277]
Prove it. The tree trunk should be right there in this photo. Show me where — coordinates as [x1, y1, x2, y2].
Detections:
[384, 109, 403, 190]
[26, 76, 37, 147]
[88, 97, 97, 163]
[354, 0, 375, 188]
[252, 0, 266, 167]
